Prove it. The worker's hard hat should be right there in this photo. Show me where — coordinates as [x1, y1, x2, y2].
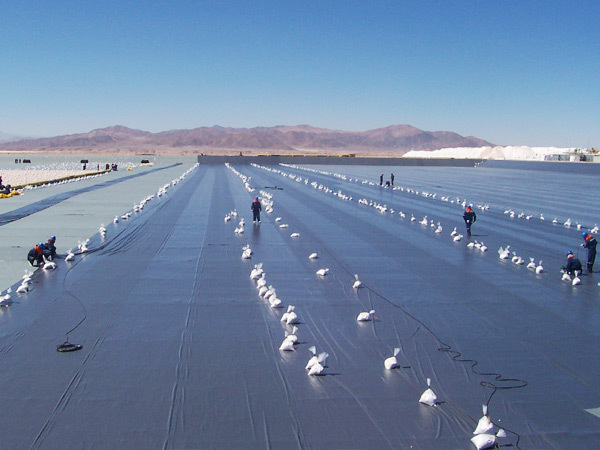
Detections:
[567, 250, 573, 256]
[582, 232, 589, 238]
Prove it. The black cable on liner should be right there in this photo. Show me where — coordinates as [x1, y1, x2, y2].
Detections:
[243, 163, 528, 448]
[53, 171, 184, 352]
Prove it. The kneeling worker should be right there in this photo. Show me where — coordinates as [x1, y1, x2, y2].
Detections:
[44, 235, 57, 260]
[27, 243, 45, 267]
[563, 251, 583, 275]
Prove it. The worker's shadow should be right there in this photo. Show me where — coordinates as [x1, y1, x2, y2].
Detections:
[252, 223, 261, 243]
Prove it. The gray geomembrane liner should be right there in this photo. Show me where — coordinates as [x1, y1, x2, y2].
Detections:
[0, 162, 599, 448]
[0, 163, 180, 226]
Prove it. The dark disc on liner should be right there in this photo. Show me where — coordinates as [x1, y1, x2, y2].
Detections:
[56, 342, 83, 353]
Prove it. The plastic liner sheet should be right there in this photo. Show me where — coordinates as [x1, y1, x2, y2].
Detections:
[0, 163, 181, 226]
[0, 164, 599, 448]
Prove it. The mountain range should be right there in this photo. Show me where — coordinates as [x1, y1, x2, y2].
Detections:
[0, 131, 27, 143]
[0, 125, 493, 155]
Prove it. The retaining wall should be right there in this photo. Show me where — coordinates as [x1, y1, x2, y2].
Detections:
[197, 155, 482, 166]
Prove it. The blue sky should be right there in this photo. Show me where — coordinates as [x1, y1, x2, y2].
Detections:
[1, 1, 598, 147]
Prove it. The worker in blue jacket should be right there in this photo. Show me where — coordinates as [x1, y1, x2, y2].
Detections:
[463, 206, 477, 236]
[43, 236, 57, 260]
[581, 232, 597, 273]
[27, 243, 45, 267]
[251, 197, 262, 223]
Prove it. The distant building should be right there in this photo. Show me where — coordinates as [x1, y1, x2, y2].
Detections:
[544, 154, 571, 161]
[544, 149, 599, 162]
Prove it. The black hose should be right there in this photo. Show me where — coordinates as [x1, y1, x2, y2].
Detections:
[241, 163, 528, 448]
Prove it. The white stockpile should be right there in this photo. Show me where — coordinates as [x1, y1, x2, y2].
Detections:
[403, 145, 579, 161]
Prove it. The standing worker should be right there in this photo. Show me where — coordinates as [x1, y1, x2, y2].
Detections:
[379, 173, 383, 186]
[581, 232, 597, 273]
[463, 205, 477, 237]
[251, 196, 262, 224]
[44, 235, 57, 260]
[390, 173, 395, 186]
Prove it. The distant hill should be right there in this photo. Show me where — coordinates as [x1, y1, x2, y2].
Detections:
[0, 131, 27, 143]
[0, 124, 493, 155]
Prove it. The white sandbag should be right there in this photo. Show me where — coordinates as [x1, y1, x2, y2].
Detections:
[470, 433, 496, 450]
[419, 378, 437, 406]
[473, 405, 494, 435]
